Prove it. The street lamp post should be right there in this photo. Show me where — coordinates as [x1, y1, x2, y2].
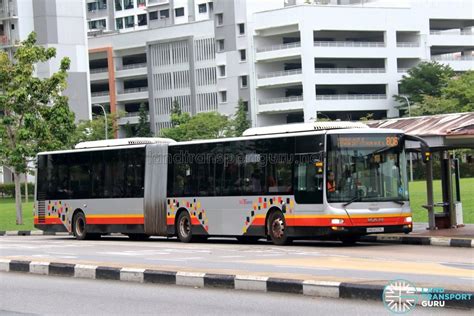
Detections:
[93, 103, 108, 140]
[401, 96, 414, 182]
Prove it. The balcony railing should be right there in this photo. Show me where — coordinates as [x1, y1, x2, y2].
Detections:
[91, 91, 110, 97]
[314, 41, 385, 47]
[430, 30, 473, 35]
[397, 68, 410, 73]
[315, 68, 385, 74]
[259, 95, 303, 105]
[316, 94, 386, 100]
[148, 0, 169, 4]
[431, 55, 474, 61]
[118, 62, 147, 70]
[120, 87, 148, 94]
[257, 69, 302, 79]
[396, 42, 420, 47]
[256, 42, 301, 53]
[90, 67, 108, 74]
[124, 112, 140, 117]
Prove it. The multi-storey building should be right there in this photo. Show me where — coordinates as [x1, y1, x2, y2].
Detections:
[1, 0, 91, 121]
[86, 0, 473, 137]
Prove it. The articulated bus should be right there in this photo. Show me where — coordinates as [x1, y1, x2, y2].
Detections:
[34, 122, 421, 245]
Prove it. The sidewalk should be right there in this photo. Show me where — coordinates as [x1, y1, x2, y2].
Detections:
[362, 223, 474, 248]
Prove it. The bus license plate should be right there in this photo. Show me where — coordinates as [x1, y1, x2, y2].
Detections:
[367, 227, 384, 233]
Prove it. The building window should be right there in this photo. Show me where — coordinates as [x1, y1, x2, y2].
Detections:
[138, 14, 147, 26]
[238, 23, 245, 35]
[208, 2, 214, 12]
[242, 101, 249, 111]
[216, 13, 223, 26]
[98, 0, 107, 10]
[87, 2, 97, 11]
[239, 49, 246, 61]
[216, 39, 224, 52]
[219, 91, 227, 103]
[124, 15, 134, 28]
[124, 0, 134, 10]
[137, 0, 146, 8]
[89, 19, 106, 30]
[149, 11, 158, 20]
[116, 17, 124, 29]
[218, 65, 226, 77]
[175, 7, 185, 17]
[160, 9, 170, 19]
[198, 3, 207, 13]
[115, 0, 122, 11]
[240, 75, 248, 88]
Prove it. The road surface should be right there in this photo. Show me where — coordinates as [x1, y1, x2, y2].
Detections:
[0, 235, 472, 289]
[0, 273, 465, 315]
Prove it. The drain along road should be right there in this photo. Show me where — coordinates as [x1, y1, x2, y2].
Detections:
[0, 235, 472, 288]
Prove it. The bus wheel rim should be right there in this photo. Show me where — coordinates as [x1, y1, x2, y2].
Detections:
[272, 218, 284, 238]
[180, 216, 190, 237]
[76, 217, 85, 236]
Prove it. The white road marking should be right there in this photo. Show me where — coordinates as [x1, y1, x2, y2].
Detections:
[275, 265, 332, 271]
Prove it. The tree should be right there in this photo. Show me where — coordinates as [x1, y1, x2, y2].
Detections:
[395, 61, 455, 105]
[443, 70, 474, 112]
[72, 112, 120, 143]
[411, 71, 474, 116]
[170, 99, 190, 127]
[161, 112, 231, 141]
[231, 98, 250, 137]
[136, 103, 152, 137]
[0, 32, 76, 224]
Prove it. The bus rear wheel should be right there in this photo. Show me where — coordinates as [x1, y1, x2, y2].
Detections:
[267, 211, 290, 245]
[176, 211, 193, 243]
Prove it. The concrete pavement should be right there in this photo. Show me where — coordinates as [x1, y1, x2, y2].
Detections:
[0, 272, 466, 315]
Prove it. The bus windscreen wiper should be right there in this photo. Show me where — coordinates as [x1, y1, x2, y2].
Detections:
[342, 196, 362, 207]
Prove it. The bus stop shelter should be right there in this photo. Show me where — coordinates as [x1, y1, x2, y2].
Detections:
[368, 112, 474, 230]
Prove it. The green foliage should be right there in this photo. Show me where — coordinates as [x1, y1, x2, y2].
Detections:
[136, 103, 152, 137]
[359, 113, 374, 121]
[0, 32, 76, 173]
[72, 112, 120, 143]
[0, 183, 34, 197]
[395, 61, 455, 105]
[443, 70, 474, 112]
[124, 122, 136, 138]
[170, 99, 190, 127]
[410, 71, 474, 116]
[0, 32, 76, 224]
[231, 98, 250, 137]
[161, 112, 231, 141]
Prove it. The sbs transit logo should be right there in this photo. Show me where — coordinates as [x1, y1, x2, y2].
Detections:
[383, 279, 418, 314]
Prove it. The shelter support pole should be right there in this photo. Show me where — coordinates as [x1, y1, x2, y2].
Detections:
[426, 158, 436, 230]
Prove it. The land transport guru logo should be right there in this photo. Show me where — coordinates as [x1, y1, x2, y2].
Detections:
[382, 279, 473, 314]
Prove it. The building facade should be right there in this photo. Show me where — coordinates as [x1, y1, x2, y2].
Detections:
[86, 0, 473, 137]
[1, 0, 91, 121]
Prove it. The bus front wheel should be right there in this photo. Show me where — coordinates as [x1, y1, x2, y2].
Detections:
[73, 212, 88, 240]
[177, 211, 193, 243]
[267, 211, 290, 245]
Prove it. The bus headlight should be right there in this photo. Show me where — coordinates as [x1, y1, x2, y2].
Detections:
[331, 219, 344, 224]
[404, 216, 412, 223]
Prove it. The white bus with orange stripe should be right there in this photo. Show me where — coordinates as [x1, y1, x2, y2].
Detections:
[34, 122, 423, 244]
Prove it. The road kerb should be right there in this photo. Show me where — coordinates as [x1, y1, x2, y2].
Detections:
[235, 275, 268, 292]
[120, 268, 145, 283]
[303, 280, 340, 298]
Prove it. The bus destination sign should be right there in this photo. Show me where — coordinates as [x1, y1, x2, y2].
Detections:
[337, 135, 400, 148]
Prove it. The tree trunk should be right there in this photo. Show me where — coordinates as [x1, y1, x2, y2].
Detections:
[14, 172, 23, 225]
[24, 174, 29, 203]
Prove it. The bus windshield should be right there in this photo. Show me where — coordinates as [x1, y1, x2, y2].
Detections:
[326, 134, 409, 203]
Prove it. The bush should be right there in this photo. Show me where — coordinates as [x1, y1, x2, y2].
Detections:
[0, 183, 34, 198]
